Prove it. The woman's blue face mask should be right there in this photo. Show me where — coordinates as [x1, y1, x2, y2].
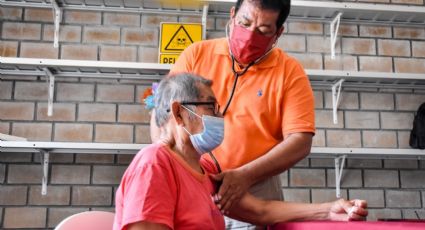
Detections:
[181, 105, 225, 155]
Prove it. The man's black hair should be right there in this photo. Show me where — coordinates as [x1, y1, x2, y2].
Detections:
[234, 0, 291, 29]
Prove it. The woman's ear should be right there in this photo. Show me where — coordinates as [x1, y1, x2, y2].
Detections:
[170, 101, 184, 125]
[230, 6, 235, 19]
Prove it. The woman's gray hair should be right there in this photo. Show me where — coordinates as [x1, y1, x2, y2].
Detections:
[154, 72, 212, 127]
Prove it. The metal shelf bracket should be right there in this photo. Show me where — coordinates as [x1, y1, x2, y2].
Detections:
[43, 68, 55, 116]
[332, 79, 344, 124]
[41, 150, 50, 195]
[51, 0, 61, 48]
[202, 4, 209, 40]
[330, 12, 342, 60]
[334, 155, 346, 198]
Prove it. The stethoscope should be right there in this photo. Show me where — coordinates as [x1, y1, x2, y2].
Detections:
[208, 55, 253, 192]
[221, 20, 278, 115]
[221, 55, 255, 116]
[208, 30, 255, 175]
[209, 21, 277, 176]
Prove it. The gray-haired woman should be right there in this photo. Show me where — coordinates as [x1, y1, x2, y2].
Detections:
[114, 73, 368, 230]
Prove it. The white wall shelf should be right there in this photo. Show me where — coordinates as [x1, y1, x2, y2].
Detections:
[2, 57, 423, 123]
[0, 57, 170, 81]
[1, 0, 424, 27]
[0, 0, 208, 16]
[1, 141, 424, 159]
[312, 147, 425, 160]
[307, 69, 425, 89]
[311, 147, 425, 198]
[2, 57, 425, 89]
[2, 141, 423, 197]
[0, 141, 146, 154]
[291, 0, 425, 26]
[0, 141, 147, 195]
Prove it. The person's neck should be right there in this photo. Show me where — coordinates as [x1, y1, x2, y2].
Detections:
[160, 126, 203, 174]
[171, 140, 203, 174]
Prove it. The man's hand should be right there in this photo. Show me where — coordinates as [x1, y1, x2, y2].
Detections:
[328, 199, 368, 221]
[209, 168, 253, 213]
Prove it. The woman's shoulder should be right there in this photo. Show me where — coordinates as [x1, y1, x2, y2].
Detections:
[132, 143, 173, 167]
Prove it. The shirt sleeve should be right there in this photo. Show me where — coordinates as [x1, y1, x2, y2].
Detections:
[281, 62, 316, 137]
[120, 162, 177, 230]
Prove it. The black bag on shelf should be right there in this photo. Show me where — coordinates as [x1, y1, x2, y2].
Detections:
[410, 102, 425, 149]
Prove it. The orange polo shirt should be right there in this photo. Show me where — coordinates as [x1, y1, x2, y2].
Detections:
[170, 38, 315, 170]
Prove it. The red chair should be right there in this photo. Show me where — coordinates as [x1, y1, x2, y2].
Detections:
[54, 211, 115, 230]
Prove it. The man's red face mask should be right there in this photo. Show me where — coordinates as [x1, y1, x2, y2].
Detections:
[229, 21, 277, 65]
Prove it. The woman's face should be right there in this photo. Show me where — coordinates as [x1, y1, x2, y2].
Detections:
[180, 84, 219, 136]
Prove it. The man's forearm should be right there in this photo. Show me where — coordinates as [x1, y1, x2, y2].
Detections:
[240, 132, 313, 186]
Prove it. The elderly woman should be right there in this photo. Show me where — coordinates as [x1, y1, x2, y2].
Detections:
[113, 73, 367, 230]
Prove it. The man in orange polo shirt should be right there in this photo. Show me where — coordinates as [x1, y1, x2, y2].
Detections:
[151, 0, 315, 228]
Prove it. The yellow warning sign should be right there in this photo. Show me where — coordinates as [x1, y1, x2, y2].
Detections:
[159, 53, 180, 64]
[160, 23, 202, 53]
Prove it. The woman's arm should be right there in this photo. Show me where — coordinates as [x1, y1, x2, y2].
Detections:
[226, 193, 367, 225]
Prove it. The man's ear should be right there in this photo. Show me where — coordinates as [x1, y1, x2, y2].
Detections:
[276, 26, 284, 38]
[170, 101, 184, 126]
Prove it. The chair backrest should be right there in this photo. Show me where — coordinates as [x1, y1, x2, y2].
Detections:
[54, 211, 115, 230]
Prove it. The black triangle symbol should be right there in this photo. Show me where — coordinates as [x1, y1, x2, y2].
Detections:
[164, 25, 194, 51]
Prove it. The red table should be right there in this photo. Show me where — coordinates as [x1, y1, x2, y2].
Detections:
[270, 221, 425, 230]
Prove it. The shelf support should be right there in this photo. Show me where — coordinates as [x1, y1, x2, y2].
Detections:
[43, 68, 55, 117]
[334, 155, 346, 198]
[332, 79, 344, 124]
[202, 4, 209, 40]
[51, 0, 61, 48]
[41, 150, 50, 195]
[330, 12, 342, 60]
